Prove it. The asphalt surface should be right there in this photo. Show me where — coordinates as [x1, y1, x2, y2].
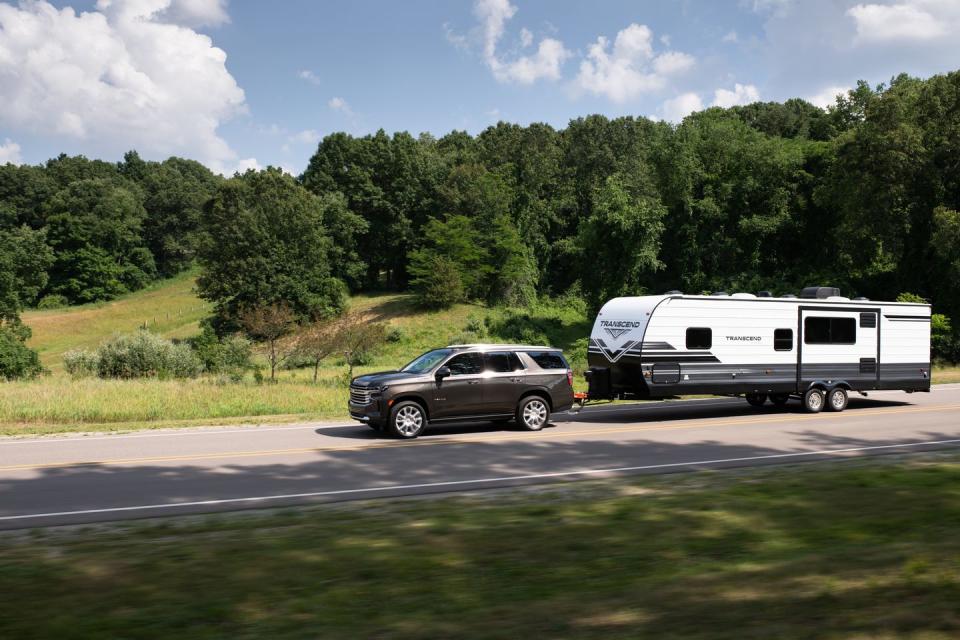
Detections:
[2, 385, 959, 529]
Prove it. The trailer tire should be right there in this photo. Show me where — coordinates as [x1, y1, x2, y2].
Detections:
[803, 388, 825, 413]
[745, 393, 767, 407]
[826, 387, 848, 412]
[769, 393, 790, 407]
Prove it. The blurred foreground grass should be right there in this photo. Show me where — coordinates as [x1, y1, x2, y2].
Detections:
[2, 454, 960, 638]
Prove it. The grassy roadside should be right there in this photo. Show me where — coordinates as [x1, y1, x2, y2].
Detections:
[2, 454, 960, 639]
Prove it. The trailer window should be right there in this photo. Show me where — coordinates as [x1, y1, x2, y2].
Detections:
[774, 328, 793, 351]
[686, 328, 712, 349]
[804, 317, 856, 345]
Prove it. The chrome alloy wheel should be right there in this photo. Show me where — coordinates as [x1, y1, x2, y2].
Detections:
[522, 399, 548, 430]
[806, 389, 824, 412]
[394, 405, 423, 437]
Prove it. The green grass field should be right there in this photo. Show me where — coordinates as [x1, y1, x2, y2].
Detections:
[2, 274, 954, 435]
[2, 454, 959, 639]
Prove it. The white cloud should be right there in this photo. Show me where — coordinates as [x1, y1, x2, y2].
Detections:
[443, 21, 469, 50]
[722, 30, 739, 43]
[712, 83, 760, 107]
[0, 0, 246, 171]
[0, 139, 22, 165]
[652, 51, 696, 75]
[233, 157, 260, 173]
[575, 23, 696, 103]
[660, 92, 704, 122]
[494, 37, 569, 83]
[470, 0, 571, 84]
[157, 0, 229, 27]
[519, 27, 533, 47]
[847, 1, 955, 43]
[659, 34, 671, 46]
[290, 129, 321, 145]
[328, 96, 353, 115]
[298, 69, 322, 86]
[807, 85, 849, 108]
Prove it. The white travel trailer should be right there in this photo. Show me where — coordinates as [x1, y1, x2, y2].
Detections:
[585, 287, 931, 412]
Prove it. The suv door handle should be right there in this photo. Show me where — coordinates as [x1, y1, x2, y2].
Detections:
[467, 379, 481, 385]
[510, 377, 522, 383]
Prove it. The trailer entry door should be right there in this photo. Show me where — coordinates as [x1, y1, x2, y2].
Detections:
[798, 307, 880, 389]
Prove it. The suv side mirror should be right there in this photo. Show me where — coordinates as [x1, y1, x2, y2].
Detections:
[435, 366, 451, 380]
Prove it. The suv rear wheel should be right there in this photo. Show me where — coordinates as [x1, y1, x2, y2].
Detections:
[388, 401, 427, 439]
[517, 396, 550, 431]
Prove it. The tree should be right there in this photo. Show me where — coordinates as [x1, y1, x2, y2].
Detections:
[197, 168, 347, 332]
[409, 255, 465, 309]
[294, 319, 339, 383]
[240, 303, 297, 382]
[333, 312, 387, 379]
[408, 215, 490, 305]
[576, 174, 665, 313]
[43, 178, 155, 303]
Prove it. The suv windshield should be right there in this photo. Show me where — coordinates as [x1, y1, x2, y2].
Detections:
[401, 348, 454, 374]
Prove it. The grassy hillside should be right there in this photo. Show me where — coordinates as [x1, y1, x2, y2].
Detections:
[23, 270, 212, 371]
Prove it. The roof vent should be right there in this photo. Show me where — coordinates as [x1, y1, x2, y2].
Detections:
[711, 291, 729, 296]
[757, 291, 773, 298]
[800, 286, 841, 299]
[731, 293, 756, 299]
[854, 296, 869, 301]
[781, 294, 797, 298]
[665, 290, 683, 295]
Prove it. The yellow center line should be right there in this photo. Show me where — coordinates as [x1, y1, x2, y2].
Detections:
[3, 403, 960, 472]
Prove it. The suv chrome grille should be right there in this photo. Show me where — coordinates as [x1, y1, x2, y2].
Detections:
[350, 386, 373, 405]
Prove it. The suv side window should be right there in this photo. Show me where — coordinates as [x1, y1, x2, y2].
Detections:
[527, 351, 568, 369]
[484, 351, 525, 373]
[445, 352, 483, 375]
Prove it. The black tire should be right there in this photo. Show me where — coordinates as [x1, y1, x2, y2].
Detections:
[769, 393, 790, 407]
[517, 396, 550, 431]
[387, 401, 427, 439]
[745, 393, 767, 407]
[826, 387, 849, 412]
[803, 388, 825, 413]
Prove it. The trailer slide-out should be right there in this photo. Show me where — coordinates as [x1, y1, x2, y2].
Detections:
[583, 287, 931, 413]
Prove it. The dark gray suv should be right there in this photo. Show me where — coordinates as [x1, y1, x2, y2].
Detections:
[348, 344, 575, 438]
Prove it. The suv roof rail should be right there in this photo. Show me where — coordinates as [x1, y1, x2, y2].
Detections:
[445, 343, 556, 350]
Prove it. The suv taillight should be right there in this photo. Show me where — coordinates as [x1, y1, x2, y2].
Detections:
[567, 369, 573, 387]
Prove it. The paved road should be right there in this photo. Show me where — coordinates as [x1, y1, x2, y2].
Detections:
[2, 385, 960, 529]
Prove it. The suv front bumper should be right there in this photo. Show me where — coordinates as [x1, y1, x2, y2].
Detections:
[348, 397, 385, 426]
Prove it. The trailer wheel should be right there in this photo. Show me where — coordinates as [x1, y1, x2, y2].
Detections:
[803, 388, 825, 413]
[826, 387, 848, 412]
[745, 393, 767, 407]
[769, 393, 790, 407]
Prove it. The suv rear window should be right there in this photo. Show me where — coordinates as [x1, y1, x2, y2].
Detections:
[526, 351, 568, 369]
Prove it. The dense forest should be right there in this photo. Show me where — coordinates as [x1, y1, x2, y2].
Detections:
[1, 71, 959, 376]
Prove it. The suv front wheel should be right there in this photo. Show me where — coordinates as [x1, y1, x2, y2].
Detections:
[388, 401, 427, 439]
[517, 396, 550, 431]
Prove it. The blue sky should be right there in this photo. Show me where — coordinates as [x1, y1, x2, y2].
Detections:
[0, 0, 957, 173]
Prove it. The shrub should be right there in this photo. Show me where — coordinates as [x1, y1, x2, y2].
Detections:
[0, 324, 45, 380]
[190, 325, 253, 376]
[94, 330, 202, 379]
[385, 326, 405, 343]
[63, 349, 98, 377]
[36, 294, 69, 310]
